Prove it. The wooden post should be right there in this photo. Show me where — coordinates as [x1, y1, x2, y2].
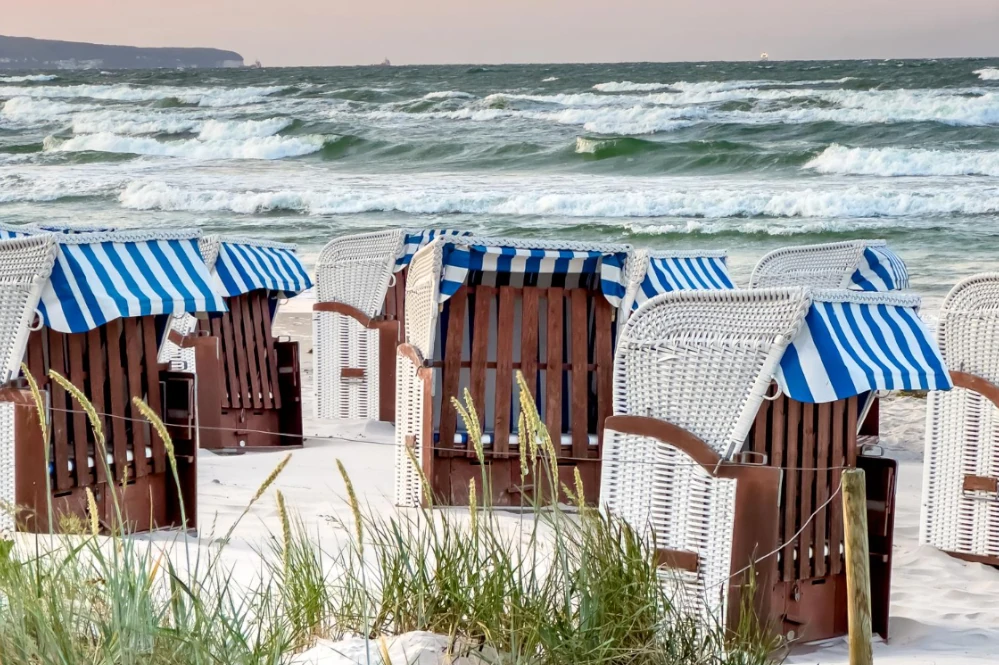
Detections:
[842, 468, 873, 665]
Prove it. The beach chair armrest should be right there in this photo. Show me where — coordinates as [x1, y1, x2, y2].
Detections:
[950, 371, 999, 411]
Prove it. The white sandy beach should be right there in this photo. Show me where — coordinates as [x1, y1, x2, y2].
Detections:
[146, 310, 999, 665]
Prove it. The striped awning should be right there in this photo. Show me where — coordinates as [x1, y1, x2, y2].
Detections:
[213, 238, 313, 299]
[36, 230, 228, 334]
[775, 290, 950, 403]
[395, 229, 471, 272]
[437, 238, 631, 307]
[632, 251, 735, 311]
[850, 245, 909, 292]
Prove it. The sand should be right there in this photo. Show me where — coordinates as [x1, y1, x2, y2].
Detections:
[163, 310, 999, 663]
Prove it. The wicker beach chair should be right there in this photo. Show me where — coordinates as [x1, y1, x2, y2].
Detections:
[160, 234, 312, 450]
[394, 235, 632, 508]
[921, 273, 999, 565]
[749, 239, 909, 291]
[313, 229, 469, 423]
[601, 287, 949, 641]
[0, 228, 227, 534]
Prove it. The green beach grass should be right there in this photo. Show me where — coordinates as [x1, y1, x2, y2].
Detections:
[0, 369, 780, 664]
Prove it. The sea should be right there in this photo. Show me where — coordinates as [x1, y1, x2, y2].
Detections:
[3, 59, 999, 312]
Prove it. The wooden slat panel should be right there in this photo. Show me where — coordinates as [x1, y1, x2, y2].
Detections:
[249, 293, 273, 409]
[493, 287, 515, 454]
[141, 318, 165, 474]
[814, 402, 832, 577]
[438, 286, 467, 451]
[520, 288, 539, 400]
[228, 300, 250, 409]
[124, 318, 150, 478]
[782, 399, 800, 581]
[258, 293, 282, 409]
[105, 320, 129, 483]
[770, 396, 786, 469]
[239, 295, 264, 410]
[48, 330, 71, 491]
[798, 403, 816, 581]
[846, 396, 858, 468]
[87, 327, 108, 485]
[67, 334, 92, 489]
[545, 288, 564, 448]
[219, 312, 240, 408]
[469, 286, 492, 435]
[26, 331, 45, 391]
[829, 399, 846, 575]
[594, 296, 613, 442]
[753, 399, 770, 457]
[570, 289, 589, 458]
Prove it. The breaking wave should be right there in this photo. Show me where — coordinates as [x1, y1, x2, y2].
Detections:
[593, 81, 672, 92]
[0, 74, 59, 83]
[44, 131, 329, 160]
[116, 179, 999, 218]
[974, 68, 999, 81]
[0, 83, 288, 107]
[805, 144, 999, 177]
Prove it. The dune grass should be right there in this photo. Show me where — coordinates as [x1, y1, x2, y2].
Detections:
[0, 368, 780, 664]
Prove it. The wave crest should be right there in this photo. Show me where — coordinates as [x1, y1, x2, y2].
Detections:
[805, 144, 999, 177]
[45, 132, 329, 160]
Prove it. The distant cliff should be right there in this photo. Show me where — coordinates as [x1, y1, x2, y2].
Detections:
[0, 35, 244, 70]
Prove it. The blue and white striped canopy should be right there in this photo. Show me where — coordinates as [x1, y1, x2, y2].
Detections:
[395, 229, 471, 272]
[36, 230, 228, 334]
[775, 291, 950, 403]
[632, 252, 735, 311]
[437, 238, 630, 307]
[213, 238, 313, 299]
[850, 245, 909, 292]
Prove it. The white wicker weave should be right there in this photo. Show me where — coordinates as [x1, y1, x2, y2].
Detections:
[314, 230, 407, 422]
[921, 273, 999, 561]
[601, 287, 811, 624]
[0, 235, 58, 384]
[0, 401, 14, 535]
[749, 239, 889, 289]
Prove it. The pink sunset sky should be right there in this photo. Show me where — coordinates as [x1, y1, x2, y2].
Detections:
[6, 0, 999, 66]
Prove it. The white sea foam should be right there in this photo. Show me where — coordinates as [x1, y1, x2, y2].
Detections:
[71, 110, 203, 136]
[805, 144, 999, 177]
[44, 132, 327, 160]
[0, 74, 59, 83]
[0, 83, 287, 106]
[196, 117, 293, 140]
[593, 81, 672, 92]
[1, 96, 89, 123]
[974, 68, 999, 81]
[0, 173, 124, 203]
[542, 77, 559, 82]
[422, 90, 475, 100]
[116, 179, 999, 218]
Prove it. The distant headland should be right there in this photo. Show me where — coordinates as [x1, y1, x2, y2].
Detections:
[0, 34, 245, 70]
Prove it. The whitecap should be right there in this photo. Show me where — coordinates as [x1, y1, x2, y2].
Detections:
[593, 81, 672, 92]
[45, 131, 328, 160]
[974, 67, 999, 81]
[422, 90, 475, 100]
[0, 74, 59, 83]
[805, 144, 999, 177]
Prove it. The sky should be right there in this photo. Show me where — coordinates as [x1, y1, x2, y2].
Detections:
[4, 0, 999, 66]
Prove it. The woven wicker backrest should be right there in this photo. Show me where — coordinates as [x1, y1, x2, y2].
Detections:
[750, 240, 879, 289]
[403, 240, 444, 361]
[315, 230, 405, 316]
[614, 288, 811, 459]
[0, 234, 58, 384]
[922, 273, 999, 557]
[198, 235, 222, 272]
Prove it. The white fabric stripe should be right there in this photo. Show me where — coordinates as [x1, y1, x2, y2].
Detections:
[216, 246, 251, 295]
[61, 244, 121, 325]
[43, 249, 97, 331]
[809, 303, 865, 398]
[783, 318, 840, 402]
[175, 240, 211, 311]
[90, 244, 143, 318]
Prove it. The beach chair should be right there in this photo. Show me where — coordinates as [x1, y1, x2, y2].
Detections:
[600, 287, 949, 642]
[0, 227, 227, 534]
[749, 239, 909, 292]
[921, 274, 999, 566]
[751, 239, 911, 442]
[160, 235, 312, 451]
[394, 236, 632, 508]
[313, 229, 469, 423]
[622, 249, 735, 315]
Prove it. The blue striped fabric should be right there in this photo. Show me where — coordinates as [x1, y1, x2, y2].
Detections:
[0, 223, 24, 240]
[850, 245, 909, 291]
[633, 253, 735, 310]
[35, 231, 228, 334]
[395, 229, 471, 272]
[213, 239, 313, 298]
[775, 291, 950, 403]
[437, 239, 630, 307]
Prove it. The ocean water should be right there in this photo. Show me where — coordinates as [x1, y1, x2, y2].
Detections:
[3, 59, 999, 309]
